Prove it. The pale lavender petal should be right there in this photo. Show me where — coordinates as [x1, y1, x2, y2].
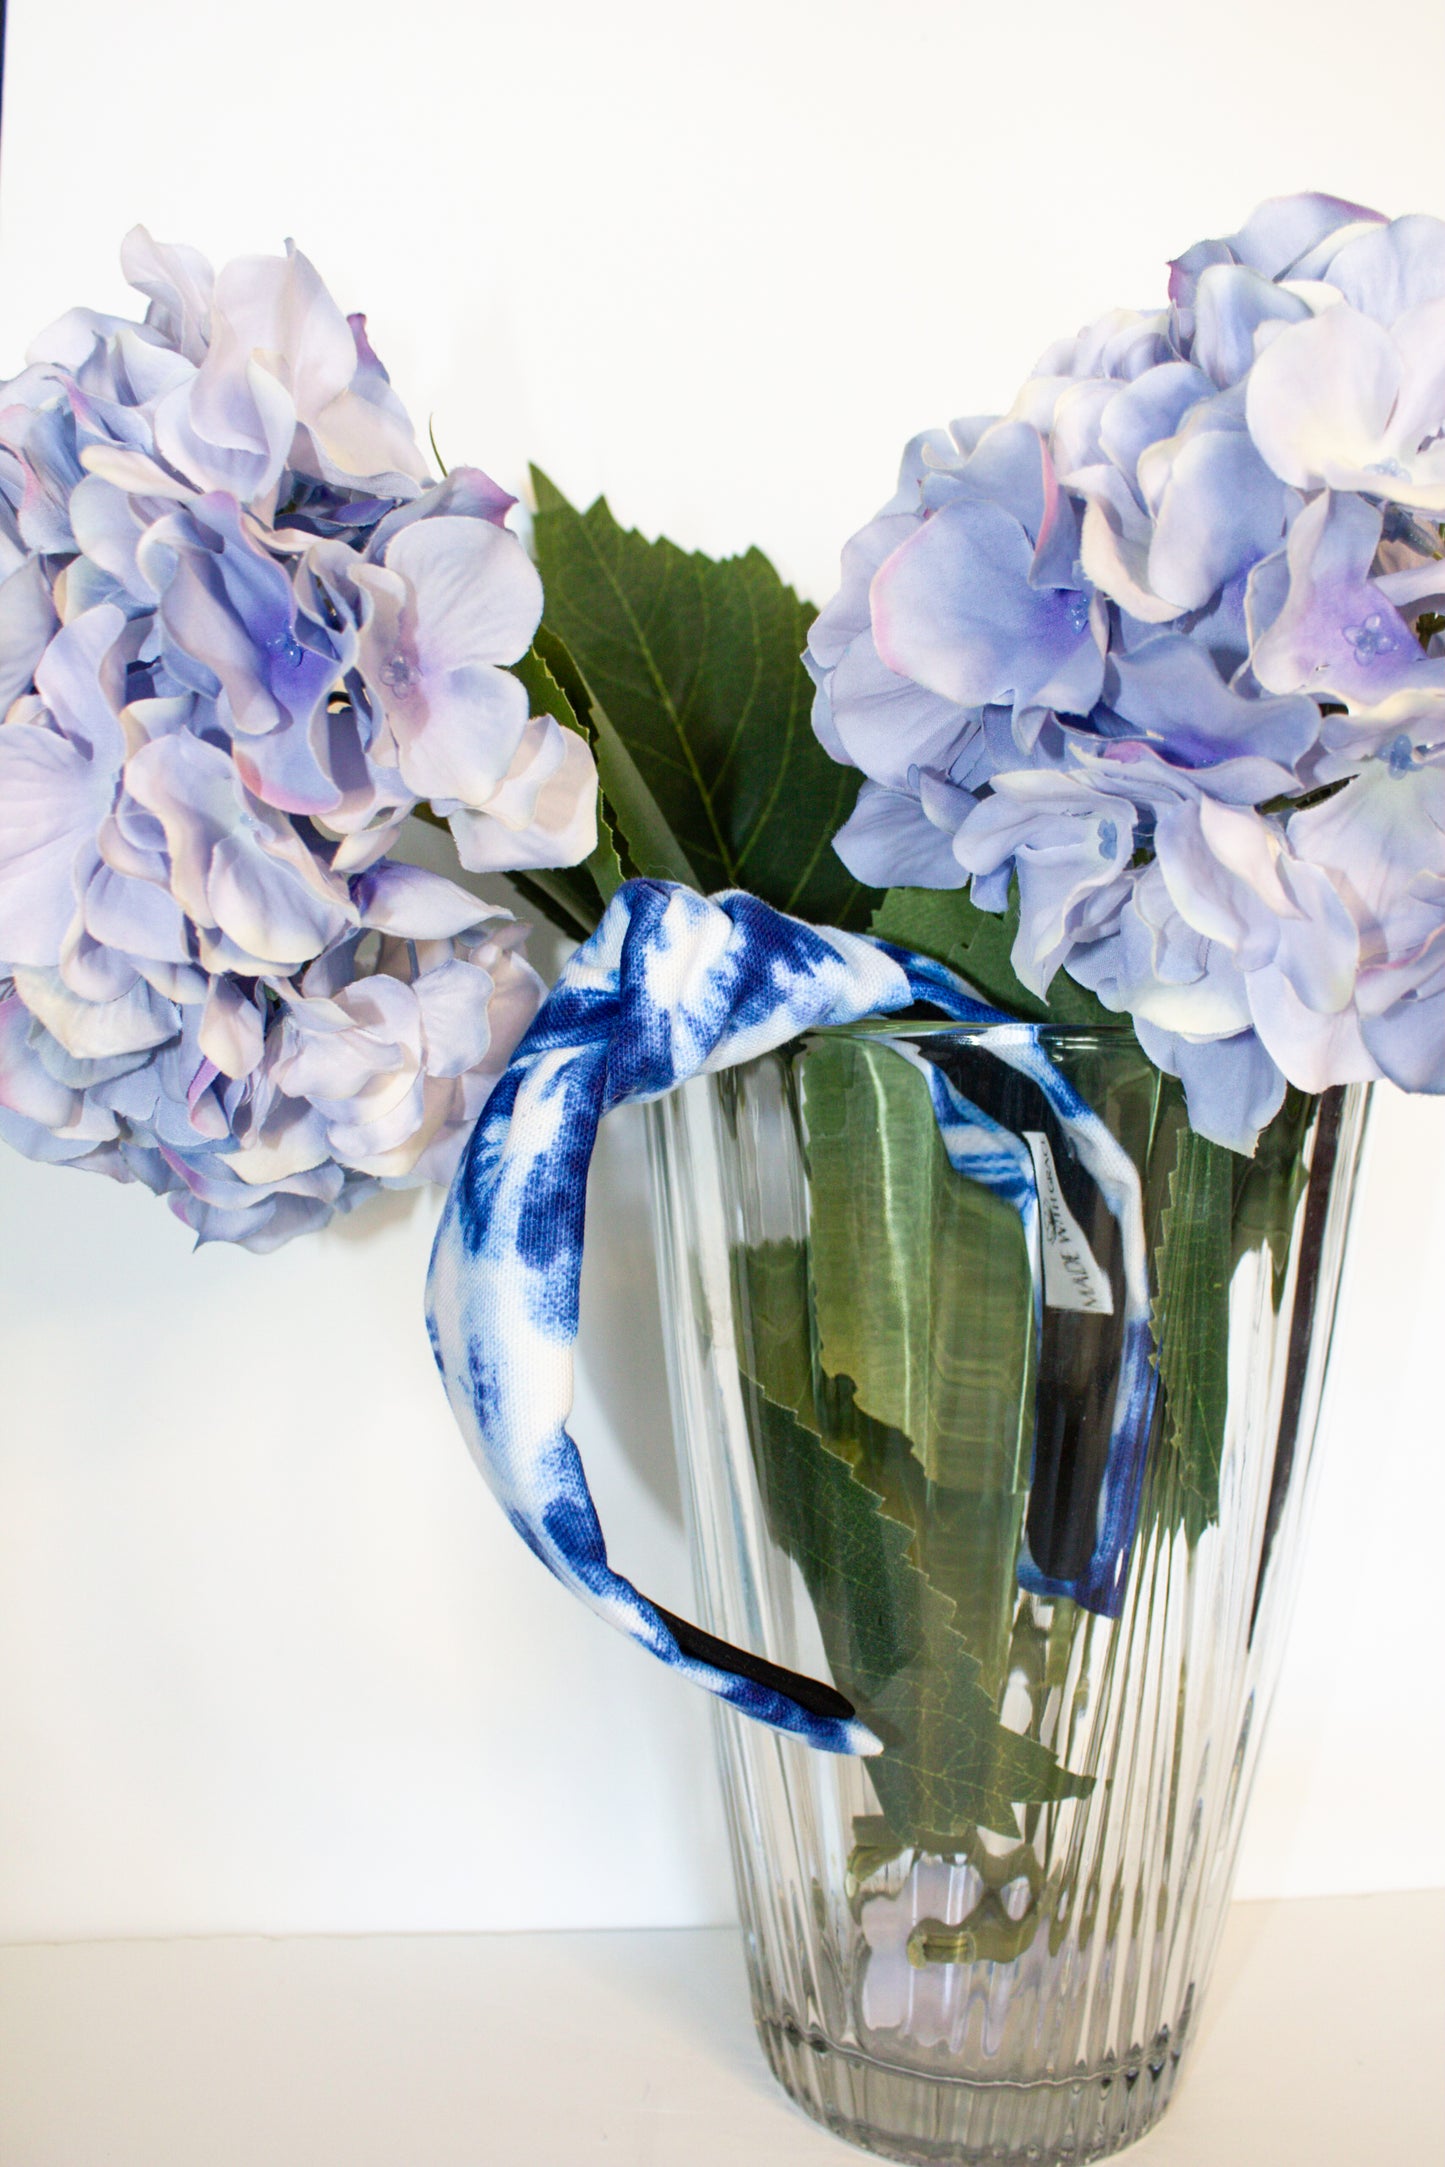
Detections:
[382, 515, 542, 670]
[366, 464, 516, 553]
[152, 320, 296, 502]
[1246, 304, 1445, 508]
[1246, 964, 1380, 1090]
[1106, 631, 1320, 767]
[120, 226, 214, 364]
[1143, 421, 1290, 612]
[1323, 213, 1445, 323]
[0, 723, 113, 966]
[873, 498, 1102, 718]
[1190, 265, 1312, 387]
[222, 1097, 333, 1186]
[1227, 192, 1384, 281]
[33, 602, 129, 760]
[1097, 363, 1213, 480]
[140, 496, 340, 743]
[1358, 974, 1445, 1092]
[1072, 462, 1182, 624]
[1135, 1015, 1286, 1152]
[446, 716, 599, 875]
[825, 634, 975, 789]
[0, 558, 58, 709]
[1250, 492, 1444, 706]
[831, 779, 967, 889]
[353, 859, 491, 937]
[415, 958, 498, 1077]
[198, 976, 265, 1079]
[954, 769, 1135, 993]
[58, 921, 139, 1002]
[809, 514, 923, 677]
[10, 962, 175, 1059]
[82, 860, 191, 961]
[0, 992, 83, 1127]
[67, 476, 153, 603]
[206, 827, 351, 967]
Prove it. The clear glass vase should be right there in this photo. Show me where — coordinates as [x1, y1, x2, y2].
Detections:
[645, 1023, 1367, 2166]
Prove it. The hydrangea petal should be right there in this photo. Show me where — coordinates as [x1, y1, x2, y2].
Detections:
[1323, 213, 1445, 323]
[1135, 1016, 1286, 1152]
[1250, 491, 1441, 706]
[353, 859, 491, 937]
[873, 498, 1102, 716]
[0, 558, 59, 710]
[1191, 265, 1312, 388]
[831, 779, 968, 889]
[11, 962, 175, 1059]
[120, 226, 214, 365]
[1143, 422, 1290, 613]
[415, 957, 499, 1078]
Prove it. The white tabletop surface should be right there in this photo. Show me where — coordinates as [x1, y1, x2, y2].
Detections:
[1, 1891, 1440, 2165]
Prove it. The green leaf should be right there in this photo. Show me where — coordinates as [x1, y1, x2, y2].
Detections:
[530, 468, 873, 928]
[1231, 1086, 1315, 1307]
[503, 866, 603, 941]
[736, 1225, 1027, 1682]
[871, 882, 1119, 1029]
[511, 641, 624, 916]
[804, 1023, 1031, 1701]
[800, 1036, 1034, 1500]
[744, 1375, 924, 1702]
[733, 1232, 817, 1428]
[867, 1609, 1094, 1851]
[724, 1035, 1092, 1844]
[531, 625, 700, 893]
[1150, 1119, 1235, 1540]
[744, 1370, 1092, 1844]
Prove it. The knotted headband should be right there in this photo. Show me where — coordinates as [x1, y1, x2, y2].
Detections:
[426, 879, 1156, 1756]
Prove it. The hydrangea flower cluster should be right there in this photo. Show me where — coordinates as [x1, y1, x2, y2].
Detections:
[0, 230, 598, 1246]
[809, 193, 1445, 1149]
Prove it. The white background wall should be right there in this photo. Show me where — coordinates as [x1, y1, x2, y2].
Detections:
[1, 0, 1442, 1942]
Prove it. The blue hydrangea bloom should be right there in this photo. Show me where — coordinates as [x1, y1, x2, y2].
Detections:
[0, 232, 597, 1244]
[809, 194, 1445, 1147]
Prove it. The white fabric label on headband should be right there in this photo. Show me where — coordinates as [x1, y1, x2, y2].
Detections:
[1023, 1130, 1115, 1316]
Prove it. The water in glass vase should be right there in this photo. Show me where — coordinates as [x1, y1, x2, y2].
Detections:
[646, 1023, 1366, 2166]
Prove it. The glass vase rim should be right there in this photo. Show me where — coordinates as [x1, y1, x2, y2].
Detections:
[805, 1015, 1143, 1046]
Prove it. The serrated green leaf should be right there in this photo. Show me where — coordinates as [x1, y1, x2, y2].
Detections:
[744, 1375, 924, 1701]
[744, 1369, 1092, 1844]
[871, 882, 1118, 1029]
[868, 1615, 1094, 1850]
[530, 468, 872, 928]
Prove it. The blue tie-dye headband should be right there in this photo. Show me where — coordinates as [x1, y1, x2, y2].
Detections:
[425, 880, 1156, 1757]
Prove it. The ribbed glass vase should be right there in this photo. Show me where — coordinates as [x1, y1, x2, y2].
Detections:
[645, 1024, 1367, 2167]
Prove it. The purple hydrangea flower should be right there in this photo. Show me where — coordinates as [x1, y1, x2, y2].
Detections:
[0, 231, 596, 1243]
[810, 194, 1445, 1146]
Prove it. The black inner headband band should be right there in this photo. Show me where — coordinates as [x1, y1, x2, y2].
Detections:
[652, 1605, 858, 1727]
